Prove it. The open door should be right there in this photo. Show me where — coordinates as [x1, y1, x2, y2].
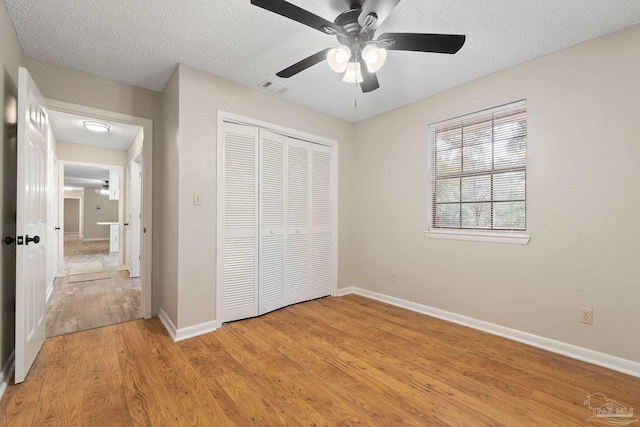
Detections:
[15, 67, 48, 383]
[127, 155, 142, 278]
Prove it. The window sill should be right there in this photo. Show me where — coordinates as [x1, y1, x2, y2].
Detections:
[424, 229, 531, 245]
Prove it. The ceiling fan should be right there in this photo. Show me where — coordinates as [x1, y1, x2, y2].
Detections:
[250, 0, 466, 93]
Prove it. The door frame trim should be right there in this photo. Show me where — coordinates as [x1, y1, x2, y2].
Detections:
[47, 99, 153, 319]
[216, 110, 339, 325]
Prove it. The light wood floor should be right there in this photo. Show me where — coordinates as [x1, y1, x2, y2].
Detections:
[2, 294, 639, 426]
[46, 236, 141, 337]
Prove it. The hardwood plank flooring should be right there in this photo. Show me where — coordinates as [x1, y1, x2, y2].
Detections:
[46, 236, 141, 337]
[2, 294, 639, 426]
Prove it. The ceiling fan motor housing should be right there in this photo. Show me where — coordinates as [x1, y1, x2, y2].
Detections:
[334, 9, 375, 59]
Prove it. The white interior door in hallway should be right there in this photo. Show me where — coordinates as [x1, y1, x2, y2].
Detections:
[15, 67, 48, 383]
[126, 155, 142, 278]
[218, 120, 337, 324]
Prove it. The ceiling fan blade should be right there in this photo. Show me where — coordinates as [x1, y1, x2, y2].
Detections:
[358, 0, 401, 30]
[251, 0, 342, 35]
[378, 33, 466, 54]
[276, 48, 332, 78]
[360, 62, 380, 93]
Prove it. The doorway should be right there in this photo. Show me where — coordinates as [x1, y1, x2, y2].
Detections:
[44, 102, 152, 337]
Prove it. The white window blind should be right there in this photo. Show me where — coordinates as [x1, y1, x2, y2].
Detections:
[429, 101, 527, 232]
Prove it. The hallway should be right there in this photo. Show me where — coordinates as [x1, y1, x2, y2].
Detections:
[46, 235, 141, 337]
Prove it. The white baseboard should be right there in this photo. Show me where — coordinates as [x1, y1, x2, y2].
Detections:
[46, 280, 54, 302]
[82, 238, 109, 242]
[158, 309, 218, 342]
[158, 308, 177, 339]
[338, 287, 640, 378]
[0, 350, 15, 402]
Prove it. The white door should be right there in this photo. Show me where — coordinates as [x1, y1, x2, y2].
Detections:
[284, 137, 310, 305]
[46, 152, 60, 291]
[15, 67, 48, 383]
[125, 163, 132, 268]
[131, 158, 142, 277]
[258, 130, 285, 315]
[221, 122, 258, 322]
[310, 144, 333, 299]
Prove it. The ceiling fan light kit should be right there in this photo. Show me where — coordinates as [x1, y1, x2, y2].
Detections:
[342, 62, 363, 83]
[327, 46, 352, 73]
[251, 0, 466, 93]
[361, 45, 387, 72]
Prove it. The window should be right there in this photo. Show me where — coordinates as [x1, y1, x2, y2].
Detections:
[426, 100, 529, 244]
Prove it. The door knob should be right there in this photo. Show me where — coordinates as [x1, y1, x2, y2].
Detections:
[4, 236, 24, 245]
[124, 223, 129, 226]
[25, 235, 40, 245]
[54, 227, 60, 230]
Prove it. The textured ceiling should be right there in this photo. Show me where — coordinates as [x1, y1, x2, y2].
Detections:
[7, 1, 640, 122]
[49, 110, 141, 150]
[64, 164, 110, 189]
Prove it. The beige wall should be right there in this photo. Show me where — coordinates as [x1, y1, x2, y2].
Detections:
[57, 141, 128, 166]
[0, 2, 23, 372]
[127, 128, 143, 164]
[83, 189, 118, 240]
[25, 57, 163, 315]
[158, 67, 179, 324]
[352, 24, 640, 363]
[169, 64, 356, 330]
[63, 198, 80, 233]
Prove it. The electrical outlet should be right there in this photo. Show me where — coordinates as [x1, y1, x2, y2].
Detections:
[580, 308, 593, 325]
[389, 272, 396, 283]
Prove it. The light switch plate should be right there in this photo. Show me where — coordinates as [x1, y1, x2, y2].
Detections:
[194, 192, 202, 206]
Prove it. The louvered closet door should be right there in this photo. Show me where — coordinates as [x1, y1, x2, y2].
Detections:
[258, 130, 286, 315]
[284, 138, 310, 305]
[310, 144, 333, 299]
[222, 122, 258, 323]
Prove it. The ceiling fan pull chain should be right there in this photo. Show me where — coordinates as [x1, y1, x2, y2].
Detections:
[354, 37, 358, 108]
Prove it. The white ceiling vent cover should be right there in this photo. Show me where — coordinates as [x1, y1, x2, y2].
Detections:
[259, 80, 289, 96]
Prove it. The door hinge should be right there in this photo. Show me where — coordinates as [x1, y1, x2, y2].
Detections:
[144, 227, 146, 233]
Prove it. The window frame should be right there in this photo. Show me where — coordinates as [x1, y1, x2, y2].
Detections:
[425, 100, 530, 245]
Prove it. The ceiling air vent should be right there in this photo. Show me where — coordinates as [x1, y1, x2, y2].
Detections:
[258, 80, 289, 96]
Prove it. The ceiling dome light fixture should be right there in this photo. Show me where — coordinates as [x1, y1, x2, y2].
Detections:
[327, 46, 351, 73]
[83, 121, 110, 133]
[362, 45, 387, 73]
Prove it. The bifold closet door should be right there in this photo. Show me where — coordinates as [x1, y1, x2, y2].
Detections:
[221, 122, 258, 323]
[310, 144, 333, 299]
[221, 121, 333, 323]
[284, 137, 310, 306]
[258, 130, 286, 315]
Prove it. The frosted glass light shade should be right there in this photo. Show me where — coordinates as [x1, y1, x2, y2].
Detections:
[83, 121, 110, 132]
[362, 45, 387, 73]
[327, 46, 351, 73]
[342, 62, 363, 83]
